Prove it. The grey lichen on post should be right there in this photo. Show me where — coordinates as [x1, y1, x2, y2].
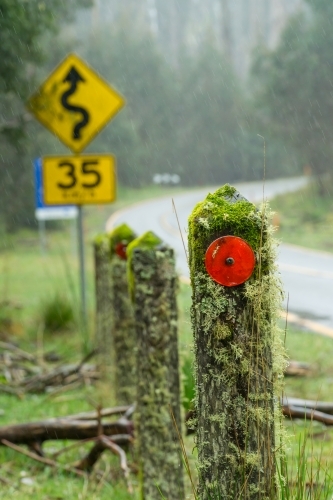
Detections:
[188, 185, 285, 500]
[127, 231, 184, 500]
[108, 223, 137, 405]
[94, 234, 113, 379]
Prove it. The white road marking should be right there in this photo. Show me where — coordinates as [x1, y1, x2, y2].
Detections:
[279, 263, 333, 280]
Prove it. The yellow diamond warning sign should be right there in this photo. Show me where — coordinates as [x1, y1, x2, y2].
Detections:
[27, 54, 125, 154]
[43, 154, 116, 205]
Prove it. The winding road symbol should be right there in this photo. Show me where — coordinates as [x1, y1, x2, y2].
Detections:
[61, 66, 90, 140]
[28, 53, 125, 153]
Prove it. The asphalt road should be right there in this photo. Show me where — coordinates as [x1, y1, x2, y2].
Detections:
[106, 177, 333, 331]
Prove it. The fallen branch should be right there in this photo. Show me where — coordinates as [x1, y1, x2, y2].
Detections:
[0, 341, 36, 362]
[282, 397, 333, 415]
[1, 439, 86, 477]
[0, 475, 11, 485]
[186, 400, 333, 433]
[21, 357, 98, 393]
[0, 385, 23, 398]
[75, 435, 133, 492]
[65, 405, 131, 421]
[285, 361, 312, 377]
[0, 418, 133, 446]
[51, 433, 132, 460]
[0, 343, 99, 394]
[283, 405, 333, 425]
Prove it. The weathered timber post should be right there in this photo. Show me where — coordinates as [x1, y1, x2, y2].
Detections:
[127, 231, 184, 500]
[188, 185, 284, 500]
[108, 224, 137, 405]
[94, 234, 113, 377]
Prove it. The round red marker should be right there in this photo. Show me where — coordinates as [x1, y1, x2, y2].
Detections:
[115, 241, 128, 260]
[205, 236, 255, 287]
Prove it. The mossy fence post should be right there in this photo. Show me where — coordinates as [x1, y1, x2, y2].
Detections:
[127, 231, 184, 500]
[108, 224, 137, 405]
[188, 186, 284, 500]
[93, 234, 113, 378]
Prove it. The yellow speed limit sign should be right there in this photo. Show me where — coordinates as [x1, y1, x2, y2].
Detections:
[42, 154, 116, 205]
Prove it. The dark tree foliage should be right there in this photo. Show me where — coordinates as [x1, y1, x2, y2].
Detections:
[84, 31, 294, 188]
[0, 0, 90, 231]
[177, 42, 249, 185]
[305, 0, 333, 16]
[82, 26, 179, 186]
[0, 2, 298, 230]
[0, 0, 91, 96]
[251, 1, 333, 191]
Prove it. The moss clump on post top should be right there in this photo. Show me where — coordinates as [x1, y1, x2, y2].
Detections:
[109, 223, 137, 256]
[188, 185, 285, 500]
[108, 223, 137, 405]
[128, 231, 184, 500]
[93, 234, 113, 378]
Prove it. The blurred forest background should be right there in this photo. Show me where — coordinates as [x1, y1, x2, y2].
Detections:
[1, 0, 333, 231]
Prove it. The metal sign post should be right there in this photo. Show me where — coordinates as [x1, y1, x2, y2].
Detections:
[28, 53, 125, 335]
[34, 157, 78, 255]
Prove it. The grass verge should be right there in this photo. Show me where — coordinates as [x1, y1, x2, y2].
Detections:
[0, 184, 332, 498]
[270, 182, 333, 253]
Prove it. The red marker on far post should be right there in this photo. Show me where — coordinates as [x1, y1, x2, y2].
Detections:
[115, 241, 128, 260]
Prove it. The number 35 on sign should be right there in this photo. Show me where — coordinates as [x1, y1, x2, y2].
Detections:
[42, 154, 116, 205]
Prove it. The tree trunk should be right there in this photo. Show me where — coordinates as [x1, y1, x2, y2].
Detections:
[188, 186, 284, 500]
[109, 224, 137, 405]
[220, 0, 232, 60]
[128, 232, 184, 500]
[94, 235, 113, 378]
[111, 258, 137, 405]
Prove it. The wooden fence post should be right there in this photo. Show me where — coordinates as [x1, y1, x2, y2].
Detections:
[94, 234, 113, 378]
[188, 185, 284, 500]
[108, 224, 137, 405]
[127, 231, 184, 500]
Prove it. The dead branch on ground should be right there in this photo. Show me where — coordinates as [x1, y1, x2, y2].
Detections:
[0, 405, 134, 488]
[0, 343, 99, 394]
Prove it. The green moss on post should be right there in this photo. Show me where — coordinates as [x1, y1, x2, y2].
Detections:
[93, 234, 113, 378]
[128, 231, 184, 500]
[108, 224, 137, 405]
[188, 186, 285, 500]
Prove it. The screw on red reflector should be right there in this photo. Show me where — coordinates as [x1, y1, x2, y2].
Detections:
[115, 241, 128, 260]
[205, 236, 255, 287]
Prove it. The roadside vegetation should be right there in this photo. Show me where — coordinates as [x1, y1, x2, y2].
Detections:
[270, 181, 333, 254]
[1, 186, 333, 497]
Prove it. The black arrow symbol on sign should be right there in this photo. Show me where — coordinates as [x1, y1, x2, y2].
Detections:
[61, 66, 90, 140]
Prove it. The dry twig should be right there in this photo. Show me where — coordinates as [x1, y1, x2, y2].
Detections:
[1, 439, 86, 477]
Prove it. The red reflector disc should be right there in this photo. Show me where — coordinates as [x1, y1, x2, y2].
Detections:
[115, 242, 128, 260]
[205, 236, 255, 287]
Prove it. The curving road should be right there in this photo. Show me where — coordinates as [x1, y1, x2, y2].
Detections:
[106, 177, 333, 333]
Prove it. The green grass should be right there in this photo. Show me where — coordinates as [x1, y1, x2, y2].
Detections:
[179, 282, 333, 499]
[0, 184, 333, 498]
[0, 184, 189, 498]
[270, 182, 333, 253]
[0, 185, 187, 330]
[39, 292, 76, 333]
[282, 326, 333, 499]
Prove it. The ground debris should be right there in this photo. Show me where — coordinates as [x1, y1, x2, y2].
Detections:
[0, 342, 99, 395]
[0, 405, 135, 491]
[285, 360, 313, 377]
